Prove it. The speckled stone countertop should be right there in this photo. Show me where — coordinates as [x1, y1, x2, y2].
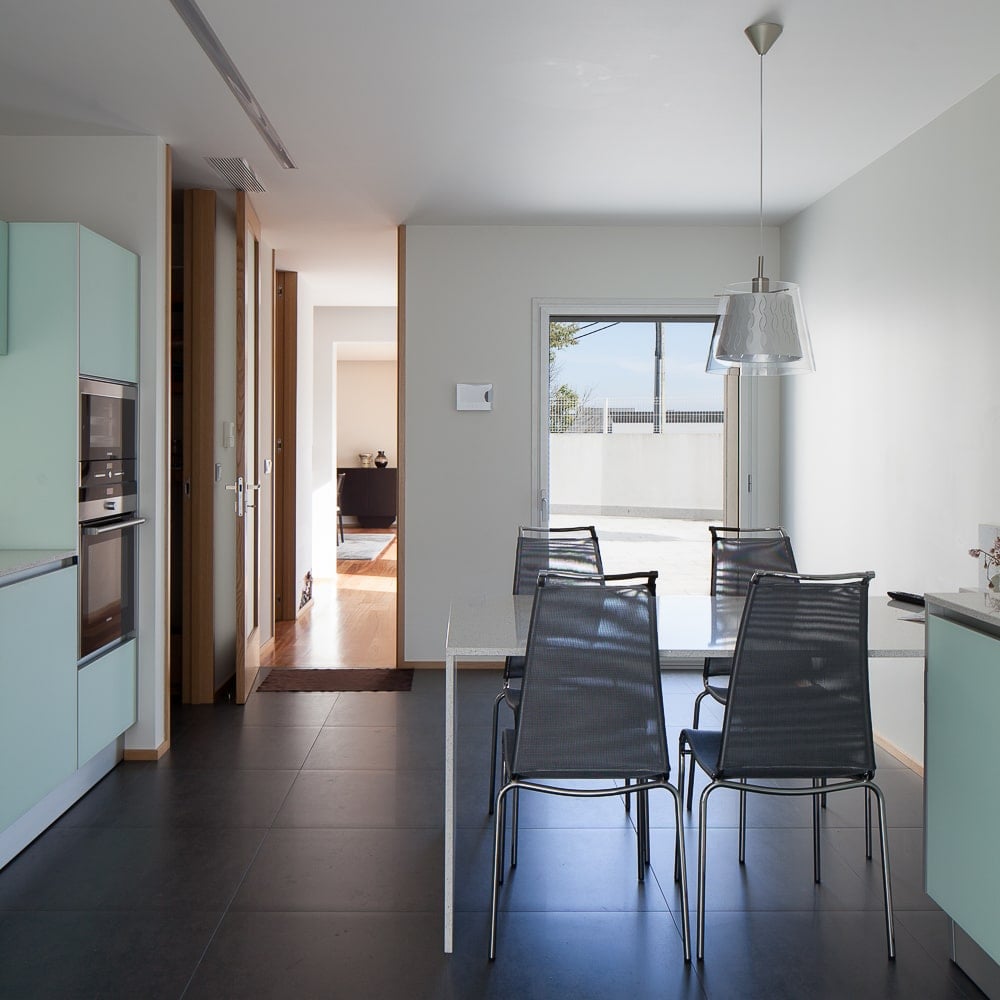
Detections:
[0, 549, 76, 587]
[926, 591, 1000, 631]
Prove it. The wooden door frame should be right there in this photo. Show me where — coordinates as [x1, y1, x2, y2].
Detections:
[235, 191, 262, 703]
[396, 226, 406, 669]
[274, 269, 298, 621]
[181, 189, 217, 704]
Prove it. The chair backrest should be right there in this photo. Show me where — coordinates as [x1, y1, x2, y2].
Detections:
[511, 570, 670, 781]
[336, 472, 346, 502]
[718, 570, 876, 780]
[512, 525, 603, 596]
[709, 526, 797, 598]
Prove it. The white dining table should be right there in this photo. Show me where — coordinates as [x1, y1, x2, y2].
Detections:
[441, 593, 925, 952]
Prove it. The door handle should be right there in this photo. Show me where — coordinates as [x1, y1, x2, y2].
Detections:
[226, 477, 245, 517]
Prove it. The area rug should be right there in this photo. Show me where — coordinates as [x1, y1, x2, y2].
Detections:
[336, 533, 395, 561]
[257, 668, 413, 692]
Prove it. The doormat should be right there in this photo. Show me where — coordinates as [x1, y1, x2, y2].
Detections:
[336, 533, 395, 561]
[257, 668, 413, 693]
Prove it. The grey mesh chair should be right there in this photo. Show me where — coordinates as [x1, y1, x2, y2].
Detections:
[678, 570, 894, 962]
[490, 570, 690, 962]
[488, 525, 603, 813]
[687, 526, 797, 808]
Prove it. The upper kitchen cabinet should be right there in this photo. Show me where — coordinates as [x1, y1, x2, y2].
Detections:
[79, 227, 138, 383]
[0, 224, 81, 549]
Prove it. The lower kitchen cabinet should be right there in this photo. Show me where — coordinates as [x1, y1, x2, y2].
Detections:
[78, 638, 136, 766]
[0, 566, 78, 831]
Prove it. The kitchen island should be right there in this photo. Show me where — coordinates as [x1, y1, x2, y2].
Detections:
[925, 591, 1000, 998]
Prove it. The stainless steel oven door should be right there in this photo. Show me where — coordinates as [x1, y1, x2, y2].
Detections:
[79, 516, 144, 662]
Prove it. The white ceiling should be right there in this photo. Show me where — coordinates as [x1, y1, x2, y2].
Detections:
[2, 1, 1000, 308]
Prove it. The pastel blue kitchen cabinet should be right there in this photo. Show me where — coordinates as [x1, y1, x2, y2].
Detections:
[0, 221, 8, 355]
[0, 224, 80, 549]
[0, 566, 78, 831]
[78, 638, 136, 766]
[79, 227, 138, 383]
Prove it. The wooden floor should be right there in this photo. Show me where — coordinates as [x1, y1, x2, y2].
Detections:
[261, 529, 397, 669]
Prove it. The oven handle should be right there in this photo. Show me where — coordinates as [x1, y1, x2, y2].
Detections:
[82, 517, 147, 536]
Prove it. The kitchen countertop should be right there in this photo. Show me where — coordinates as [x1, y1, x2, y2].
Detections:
[0, 549, 77, 587]
[925, 591, 1000, 631]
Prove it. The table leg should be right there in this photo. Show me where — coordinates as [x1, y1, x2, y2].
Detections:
[444, 651, 456, 952]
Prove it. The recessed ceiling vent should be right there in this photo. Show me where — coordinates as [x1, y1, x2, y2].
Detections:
[205, 156, 266, 193]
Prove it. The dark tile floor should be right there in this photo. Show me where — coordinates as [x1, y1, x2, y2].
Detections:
[0, 670, 985, 999]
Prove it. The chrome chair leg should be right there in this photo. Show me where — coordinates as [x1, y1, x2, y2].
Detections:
[870, 782, 896, 959]
[865, 786, 873, 859]
[812, 779, 822, 883]
[738, 780, 747, 864]
[624, 776, 631, 814]
[667, 783, 692, 963]
[489, 784, 510, 960]
[696, 782, 717, 961]
[636, 789, 645, 882]
[510, 787, 519, 868]
[488, 688, 507, 815]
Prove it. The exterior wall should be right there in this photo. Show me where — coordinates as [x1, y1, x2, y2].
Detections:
[550, 427, 723, 517]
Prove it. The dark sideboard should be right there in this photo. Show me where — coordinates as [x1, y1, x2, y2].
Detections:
[338, 467, 397, 528]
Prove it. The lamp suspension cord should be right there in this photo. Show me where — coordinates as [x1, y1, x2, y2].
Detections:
[758, 49, 764, 264]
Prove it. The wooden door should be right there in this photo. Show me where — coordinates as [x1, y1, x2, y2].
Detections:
[235, 191, 262, 703]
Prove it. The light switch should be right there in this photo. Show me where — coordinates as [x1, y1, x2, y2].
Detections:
[223, 421, 235, 448]
[457, 383, 493, 411]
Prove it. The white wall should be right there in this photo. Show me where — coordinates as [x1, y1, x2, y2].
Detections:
[781, 73, 1000, 764]
[403, 224, 775, 661]
[337, 360, 397, 469]
[257, 236, 276, 646]
[0, 134, 168, 752]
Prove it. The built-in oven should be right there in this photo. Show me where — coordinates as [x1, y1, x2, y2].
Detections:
[78, 376, 143, 662]
[79, 514, 144, 661]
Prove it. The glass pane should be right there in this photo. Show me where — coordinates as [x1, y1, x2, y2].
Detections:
[548, 318, 723, 594]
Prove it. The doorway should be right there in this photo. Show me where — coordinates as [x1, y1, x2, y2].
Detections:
[537, 302, 737, 593]
[263, 311, 399, 670]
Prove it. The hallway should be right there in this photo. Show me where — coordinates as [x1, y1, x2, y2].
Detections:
[262, 529, 397, 670]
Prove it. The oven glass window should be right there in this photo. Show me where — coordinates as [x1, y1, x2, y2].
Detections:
[80, 525, 136, 659]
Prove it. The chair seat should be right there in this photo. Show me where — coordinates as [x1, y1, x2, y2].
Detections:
[681, 728, 723, 778]
[504, 655, 525, 681]
[704, 675, 729, 702]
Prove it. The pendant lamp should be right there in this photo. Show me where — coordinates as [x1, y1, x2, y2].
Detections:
[707, 22, 815, 375]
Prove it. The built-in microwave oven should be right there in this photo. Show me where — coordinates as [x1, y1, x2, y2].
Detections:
[79, 378, 137, 522]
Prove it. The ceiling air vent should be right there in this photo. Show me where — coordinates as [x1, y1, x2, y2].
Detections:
[205, 156, 266, 193]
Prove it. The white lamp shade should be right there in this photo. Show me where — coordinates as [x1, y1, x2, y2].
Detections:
[707, 279, 815, 375]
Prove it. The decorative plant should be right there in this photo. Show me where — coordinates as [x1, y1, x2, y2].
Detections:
[969, 535, 1000, 589]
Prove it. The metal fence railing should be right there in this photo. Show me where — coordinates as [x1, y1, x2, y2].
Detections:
[550, 396, 723, 434]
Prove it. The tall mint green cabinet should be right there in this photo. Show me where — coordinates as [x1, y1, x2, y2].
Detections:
[0, 566, 78, 831]
[0, 222, 138, 549]
[925, 593, 1000, 996]
[79, 226, 139, 382]
[1, 224, 80, 549]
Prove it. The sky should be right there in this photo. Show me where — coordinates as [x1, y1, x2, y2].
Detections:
[551, 319, 724, 411]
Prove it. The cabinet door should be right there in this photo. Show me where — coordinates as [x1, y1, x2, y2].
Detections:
[926, 615, 1000, 965]
[78, 638, 136, 765]
[79, 227, 138, 383]
[0, 567, 78, 831]
[1, 223, 79, 549]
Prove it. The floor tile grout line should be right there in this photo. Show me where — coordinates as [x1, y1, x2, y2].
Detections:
[177, 710, 334, 999]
